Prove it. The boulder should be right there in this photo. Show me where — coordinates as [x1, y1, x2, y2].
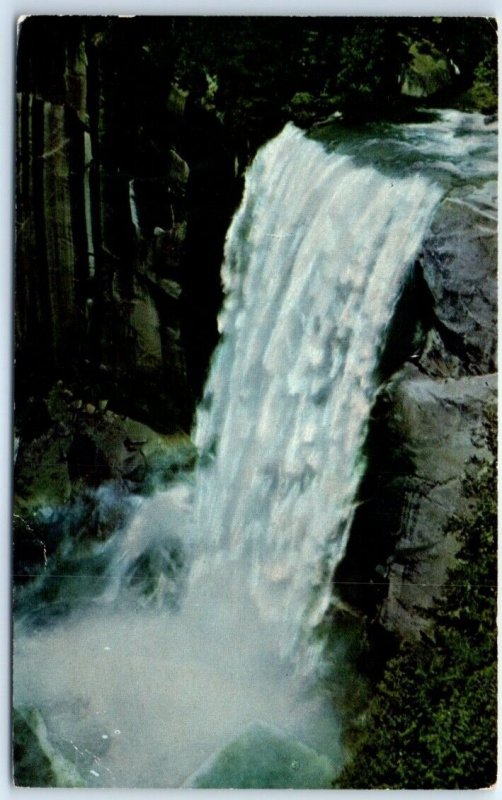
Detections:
[182, 722, 337, 789]
[13, 706, 85, 787]
[419, 185, 497, 375]
[346, 367, 497, 639]
[401, 41, 452, 98]
[378, 369, 496, 637]
[16, 396, 195, 505]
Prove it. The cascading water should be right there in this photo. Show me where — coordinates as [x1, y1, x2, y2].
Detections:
[13, 111, 494, 788]
[189, 123, 442, 673]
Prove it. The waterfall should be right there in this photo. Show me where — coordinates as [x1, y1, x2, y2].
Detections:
[14, 120, 455, 788]
[189, 123, 442, 670]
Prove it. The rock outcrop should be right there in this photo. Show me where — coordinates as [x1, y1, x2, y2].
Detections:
[13, 381, 196, 581]
[336, 174, 497, 640]
[375, 370, 495, 638]
[182, 722, 338, 789]
[418, 186, 497, 376]
[13, 707, 85, 788]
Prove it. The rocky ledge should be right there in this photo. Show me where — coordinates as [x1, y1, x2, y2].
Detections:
[336, 176, 497, 640]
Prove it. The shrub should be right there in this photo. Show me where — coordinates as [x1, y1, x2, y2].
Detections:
[336, 451, 497, 789]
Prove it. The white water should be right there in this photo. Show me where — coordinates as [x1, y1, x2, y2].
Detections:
[190, 123, 442, 669]
[14, 121, 446, 787]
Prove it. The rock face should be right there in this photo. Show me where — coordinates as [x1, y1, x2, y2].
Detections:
[377, 370, 495, 638]
[15, 19, 239, 432]
[418, 188, 497, 376]
[336, 182, 497, 639]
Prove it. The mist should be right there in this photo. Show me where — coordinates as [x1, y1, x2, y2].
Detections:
[14, 484, 343, 787]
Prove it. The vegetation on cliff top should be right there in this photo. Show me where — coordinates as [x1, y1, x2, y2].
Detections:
[19, 16, 497, 142]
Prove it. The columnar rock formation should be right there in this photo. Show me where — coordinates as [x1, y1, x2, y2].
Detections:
[16, 19, 239, 432]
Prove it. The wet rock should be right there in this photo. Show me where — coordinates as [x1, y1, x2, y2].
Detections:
[377, 369, 496, 637]
[339, 367, 497, 639]
[182, 722, 337, 789]
[14, 383, 196, 542]
[124, 539, 187, 609]
[14, 429, 72, 513]
[13, 706, 85, 787]
[13, 512, 53, 580]
[419, 187, 497, 374]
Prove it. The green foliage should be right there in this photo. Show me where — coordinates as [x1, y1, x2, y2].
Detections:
[462, 53, 498, 114]
[169, 17, 497, 128]
[403, 41, 451, 97]
[336, 450, 497, 789]
[18, 17, 498, 141]
[331, 24, 407, 118]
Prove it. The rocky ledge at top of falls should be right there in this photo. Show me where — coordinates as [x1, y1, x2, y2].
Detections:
[336, 186, 497, 640]
[418, 189, 497, 377]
